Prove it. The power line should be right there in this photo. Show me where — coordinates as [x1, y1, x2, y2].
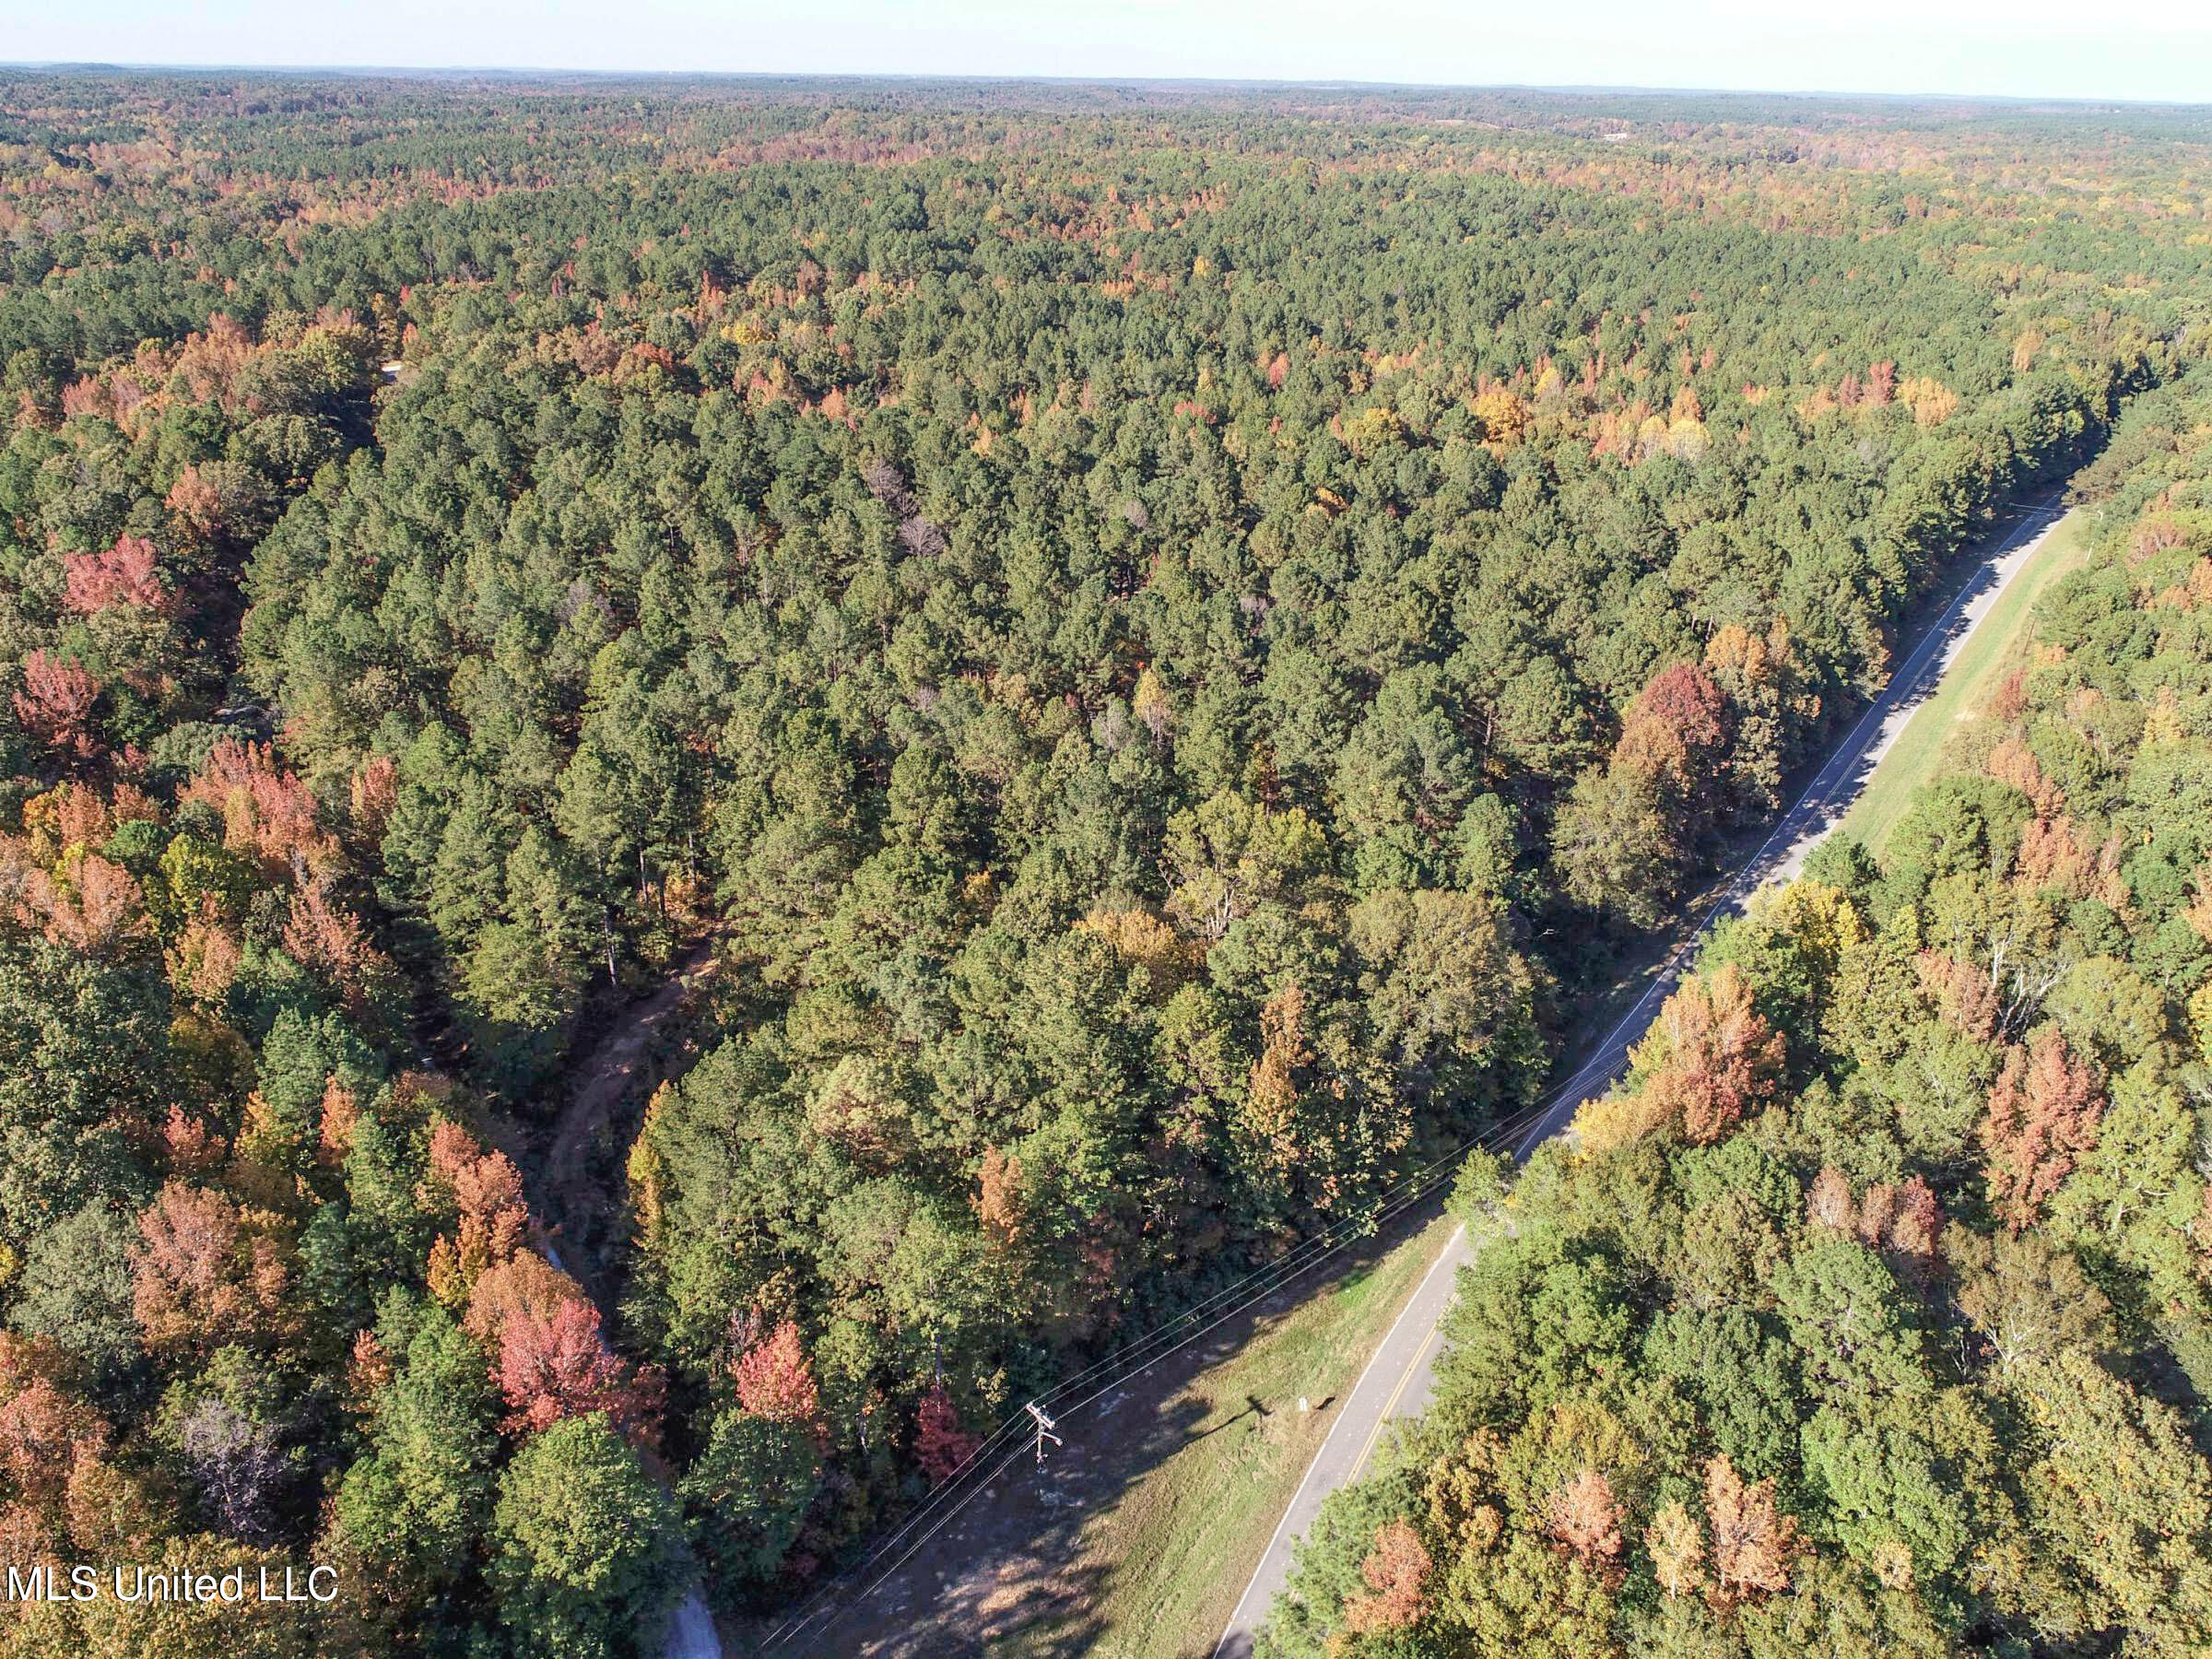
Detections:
[763, 1085, 1580, 1652]
[767, 833, 1837, 1654]
[763, 489, 2069, 1653]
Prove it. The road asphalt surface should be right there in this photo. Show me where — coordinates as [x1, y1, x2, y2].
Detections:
[1210, 493, 2070, 1658]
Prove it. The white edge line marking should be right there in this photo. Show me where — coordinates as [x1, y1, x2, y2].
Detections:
[1210, 495, 2066, 1654]
[1209, 1220, 1468, 1659]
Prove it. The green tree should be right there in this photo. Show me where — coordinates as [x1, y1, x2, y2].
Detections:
[489, 1415, 685, 1659]
[331, 1298, 500, 1618]
[678, 1409, 823, 1606]
[12, 1202, 138, 1376]
[1550, 761, 1677, 927]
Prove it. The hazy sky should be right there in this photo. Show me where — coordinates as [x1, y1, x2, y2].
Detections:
[7, 0, 2211, 104]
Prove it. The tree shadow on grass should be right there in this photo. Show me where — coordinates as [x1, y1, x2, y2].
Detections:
[788, 1215, 1423, 1659]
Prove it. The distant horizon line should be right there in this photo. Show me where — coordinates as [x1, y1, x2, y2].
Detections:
[3, 63, 2206, 112]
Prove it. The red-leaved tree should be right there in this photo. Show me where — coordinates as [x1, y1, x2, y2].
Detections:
[348, 753, 399, 841]
[733, 1318, 822, 1430]
[177, 738, 337, 881]
[9, 852, 146, 955]
[1616, 661, 1730, 784]
[1632, 962, 1784, 1144]
[1980, 1029, 2103, 1231]
[63, 535, 168, 615]
[913, 1383, 980, 1485]
[0, 1369, 108, 1511]
[281, 877, 388, 1008]
[13, 651, 102, 759]
[131, 1182, 290, 1356]
[165, 464, 225, 538]
[496, 1297, 663, 1446]
[1916, 949, 2001, 1042]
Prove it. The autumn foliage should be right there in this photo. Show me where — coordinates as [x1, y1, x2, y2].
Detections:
[732, 1319, 822, 1430]
[1343, 1516, 1431, 1634]
[62, 535, 169, 615]
[463, 1250, 589, 1347]
[0, 1336, 156, 1562]
[1615, 662, 1730, 790]
[1644, 1500, 1706, 1599]
[7, 73, 2212, 1649]
[281, 877, 389, 1006]
[130, 1182, 293, 1355]
[423, 1121, 531, 1306]
[1980, 1029, 2104, 1231]
[12, 650, 102, 758]
[1543, 1466, 1627, 1575]
[1244, 978, 1310, 1166]
[1583, 963, 1783, 1148]
[1703, 1453, 1798, 1600]
[177, 738, 339, 880]
[1806, 1165, 1943, 1261]
[913, 1384, 980, 1484]
[976, 1146, 1022, 1243]
[495, 1297, 664, 1447]
[2, 843, 146, 954]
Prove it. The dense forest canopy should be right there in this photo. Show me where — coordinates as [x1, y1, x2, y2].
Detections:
[1261, 360, 2212, 1657]
[1, 70, 2209, 1654]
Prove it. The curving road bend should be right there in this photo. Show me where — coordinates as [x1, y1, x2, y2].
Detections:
[1211, 493, 2070, 1658]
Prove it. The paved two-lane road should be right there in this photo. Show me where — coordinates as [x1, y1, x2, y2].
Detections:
[1212, 493, 2071, 1658]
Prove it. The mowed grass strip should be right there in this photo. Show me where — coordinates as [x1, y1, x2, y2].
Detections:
[989, 1209, 1460, 1659]
[982, 515, 2096, 1659]
[1839, 507, 2091, 854]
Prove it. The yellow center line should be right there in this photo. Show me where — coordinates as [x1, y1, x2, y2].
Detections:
[1348, 1312, 1441, 1480]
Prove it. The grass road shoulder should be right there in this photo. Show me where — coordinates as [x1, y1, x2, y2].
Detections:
[1837, 506, 2090, 853]
[986, 1210, 1460, 1659]
[974, 507, 2090, 1659]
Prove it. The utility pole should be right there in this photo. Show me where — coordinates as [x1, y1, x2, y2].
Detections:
[1024, 1402, 1062, 1465]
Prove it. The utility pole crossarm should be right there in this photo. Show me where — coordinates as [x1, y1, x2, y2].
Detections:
[1024, 1402, 1063, 1465]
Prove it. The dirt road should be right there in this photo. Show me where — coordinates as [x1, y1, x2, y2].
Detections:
[545, 938, 718, 1296]
[535, 937, 723, 1659]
